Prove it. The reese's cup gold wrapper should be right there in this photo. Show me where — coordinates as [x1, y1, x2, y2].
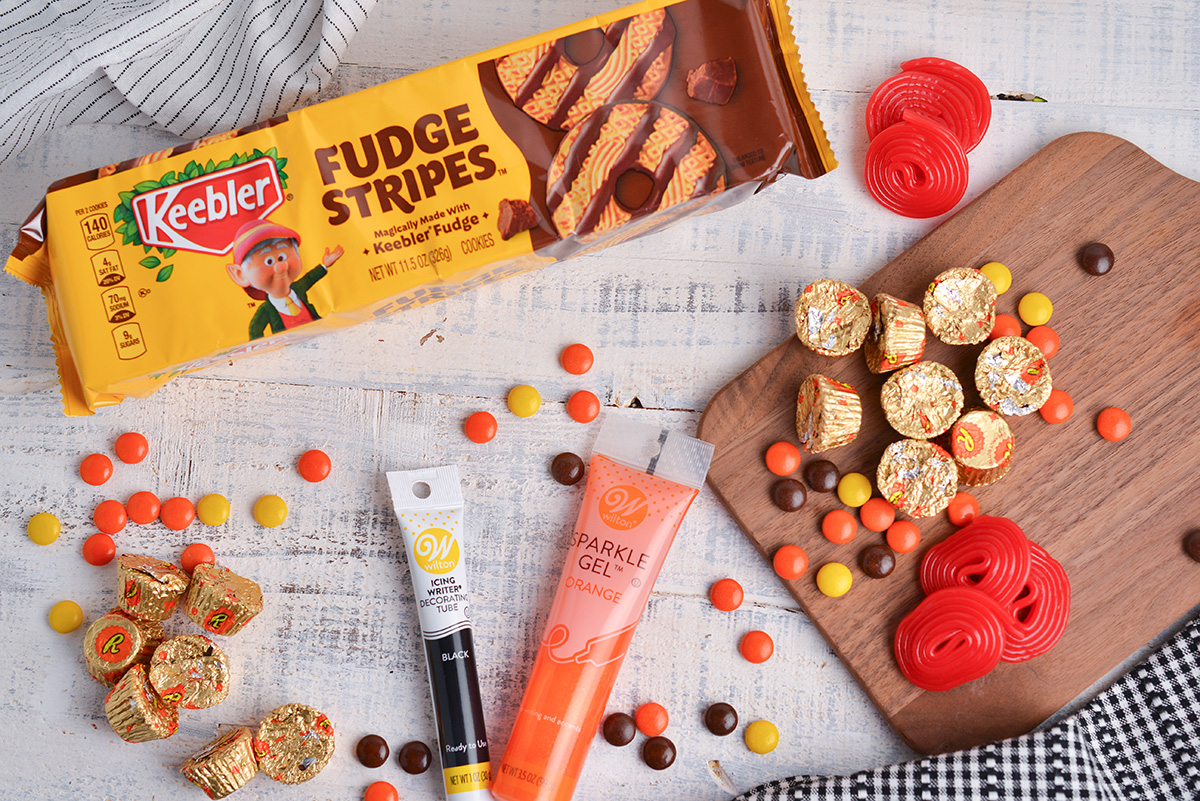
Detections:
[5, 0, 835, 416]
[83, 607, 164, 687]
[185, 563, 263, 636]
[923, 267, 997, 345]
[149, 634, 231, 709]
[795, 374, 861, 453]
[794, 279, 871, 356]
[975, 336, 1052, 416]
[253, 703, 335, 784]
[117, 553, 190, 621]
[947, 408, 1015, 486]
[880, 361, 963, 439]
[104, 663, 179, 743]
[864, 292, 925, 373]
[182, 727, 259, 799]
[876, 439, 957, 518]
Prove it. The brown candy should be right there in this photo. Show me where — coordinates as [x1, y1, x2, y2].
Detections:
[185, 563, 263, 636]
[860, 545, 897, 578]
[602, 712, 636, 746]
[1184, 531, 1200, 563]
[116, 553, 190, 621]
[398, 740, 432, 774]
[104, 663, 179, 743]
[551, 452, 585, 485]
[771, 478, 806, 512]
[497, 198, 540, 240]
[704, 702, 738, 736]
[148, 634, 230, 709]
[83, 607, 164, 687]
[254, 703, 335, 784]
[687, 57, 738, 105]
[642, 736, 676, 770]
[356, 734, 390, 768]
[1080, 242, 1114, 275]
[804, 459, 840, 492]
[181, 727, 259, 799]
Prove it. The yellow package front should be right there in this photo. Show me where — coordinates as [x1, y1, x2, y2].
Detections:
[6, 0, 835, 414]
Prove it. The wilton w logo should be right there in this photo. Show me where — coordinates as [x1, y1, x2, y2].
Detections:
[598, 485, 649, 530]
[414, 527, 460, 574]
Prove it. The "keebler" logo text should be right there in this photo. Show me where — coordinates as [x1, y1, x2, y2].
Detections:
[132, 157, 283, 255]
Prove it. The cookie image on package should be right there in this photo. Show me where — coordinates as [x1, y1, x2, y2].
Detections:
[547, 100, 726, 239]
[495, 9, 676, 131]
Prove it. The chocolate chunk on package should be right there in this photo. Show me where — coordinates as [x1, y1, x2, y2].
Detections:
[5, 0, 834, 415]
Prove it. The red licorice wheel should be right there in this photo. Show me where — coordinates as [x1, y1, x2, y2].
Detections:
[1001, 543, 1071, 663]
[920, 515, 1032, 604]
[901, 57, 992, 150]
[864, 110, 969, 219]
[894, 586, 1008, 692]
[866, 71, 981, 153]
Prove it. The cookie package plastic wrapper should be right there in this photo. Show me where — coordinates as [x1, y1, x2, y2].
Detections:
[4, 0, 835, 416]
[181, 726, 259, 799]
[386, 465, 492, 800]
[253, 703, 336, 784]
[116, 553, 190, 621]
[492, 415, 714, 801]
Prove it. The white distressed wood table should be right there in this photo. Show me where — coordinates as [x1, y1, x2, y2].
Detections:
[2, 1, 1198, 799]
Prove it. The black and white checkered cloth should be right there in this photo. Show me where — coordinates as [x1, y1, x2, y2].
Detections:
[737, 616, 1200, 801]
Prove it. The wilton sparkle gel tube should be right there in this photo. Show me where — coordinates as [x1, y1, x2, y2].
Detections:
[387, 466, 492, 799]
[492, 416, 714, 801]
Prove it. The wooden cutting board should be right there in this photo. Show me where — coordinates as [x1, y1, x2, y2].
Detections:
[696, 132, 1200, 755]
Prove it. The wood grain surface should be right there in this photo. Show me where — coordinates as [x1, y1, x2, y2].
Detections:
[698, 131, 1200, 755]
[3, 1, 1200, 800]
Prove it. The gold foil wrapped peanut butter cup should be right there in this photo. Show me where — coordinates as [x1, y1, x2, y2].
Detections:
[794, 279, 871, 356]
[182, 727, 259, 799]
[149, 634, 231, 709]
[923, 267, 997, 345]
[116, 554, 190, 621]
[864, 293, 926, 374]
[104, 663, 179, 743]
[185, 563, 264, 636]
[880, 361, 964, 439]
[253, 703, 335, 784]
[876, 439, 957, 518]
[83, 607, 165, 687]
[947, 408, 1015, 486]
[975, 336, 1052, 416]
[795, 374, 861, 453]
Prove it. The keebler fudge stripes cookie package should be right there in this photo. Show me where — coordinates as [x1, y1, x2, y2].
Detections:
[6, 0, 834, 415]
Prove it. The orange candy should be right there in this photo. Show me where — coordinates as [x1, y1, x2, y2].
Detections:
[886, 520, 921, 554]
[298, 449, 332, 482]
[1025, 325, 1060, 358]
[988, 314, 1022, 340]
[126, 491, 161, 525]
[114, 432, 149, 464]
[464, 411, 498, 444]
[635, 702, 669, 736]
[180, 543, 216, 575]
[765, 442, 802, 477]
[364, 781, 399, 801]
[1040, 389, 1074, 424]
[739, 630, 774, 664]
[709, 578, 744, 612]
[80, 453, 113, 486]
[82, 533, 116, 566]
[773, 544, 809, 580]
[161, 497, 196, 531]
[560, 343, 594, 375]
[567, 390, 600, 423]
[822, 509, 857, 544]
[1097, 407, 1132, 442]
[859, 498, 896, 532]
[93, 500, 127, 534]
[947, 492, 979, 526]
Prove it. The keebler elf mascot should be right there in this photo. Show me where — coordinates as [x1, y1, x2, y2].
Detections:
[225, 219, 344, 340]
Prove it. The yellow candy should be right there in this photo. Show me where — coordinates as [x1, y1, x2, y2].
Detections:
[197, 493, 231, 526]
[744, 720, 780, 754]
[48, 600, 83, 633]
[27, 512, 61, 546]
[507, 384, 541, 418]
[836, 472, 872, 508]
[816, 562, 853, 598]
[1018, 292, 1053, 326]
[979, 262, 1011, 294]
[254, 494, 288, 528]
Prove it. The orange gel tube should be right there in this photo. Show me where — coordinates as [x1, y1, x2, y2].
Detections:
[493, 418, 713, 801]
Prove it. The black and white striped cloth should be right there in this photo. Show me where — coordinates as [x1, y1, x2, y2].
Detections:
[0, 0, 374, 165]
[737, 616, 1200, 801]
